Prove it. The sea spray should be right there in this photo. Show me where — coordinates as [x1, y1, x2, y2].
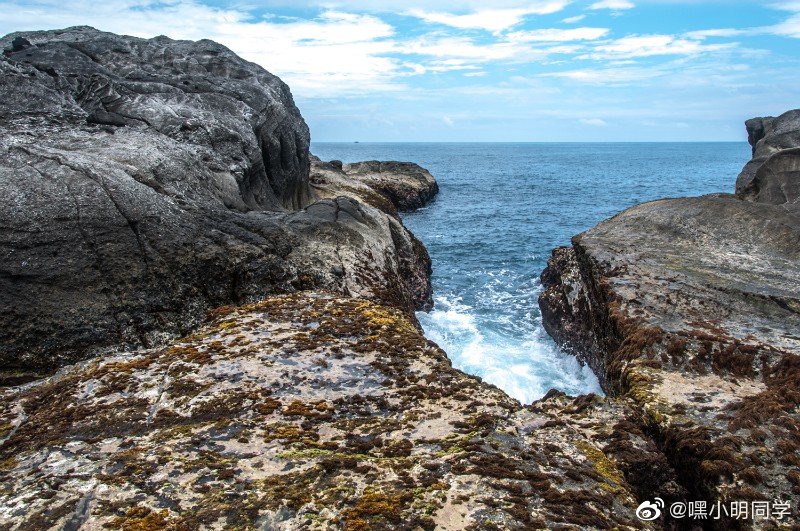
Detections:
[311, 142, 748, 403]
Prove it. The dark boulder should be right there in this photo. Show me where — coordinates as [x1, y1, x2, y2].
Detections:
[0, 27, 435, 373]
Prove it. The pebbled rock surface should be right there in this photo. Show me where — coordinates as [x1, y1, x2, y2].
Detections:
[0, 27, 435, 375]
[540, 116, 800, 528]
[0, 292, 649, 530]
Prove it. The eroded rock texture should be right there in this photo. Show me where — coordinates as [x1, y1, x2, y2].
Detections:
[0, 293, 649, 530]
[737, 109, 800, 203]
[541, 115, 800, 528]
[340, 160, 439, 212]
[0, 27, 435, 374]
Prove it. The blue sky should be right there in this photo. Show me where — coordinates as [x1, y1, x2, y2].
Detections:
[2, 1, 800, 141]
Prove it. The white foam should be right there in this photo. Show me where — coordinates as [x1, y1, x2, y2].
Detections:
[417, 293, 603, 404]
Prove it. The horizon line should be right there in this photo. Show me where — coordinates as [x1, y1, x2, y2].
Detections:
[311, 140, 749, 144]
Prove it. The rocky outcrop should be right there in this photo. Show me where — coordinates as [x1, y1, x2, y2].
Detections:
[1, 292, 653, 530]
[310, 156, 434, 310]
[341, 160, 439, 211]
[0, 27, 435, 375]
[0, 25, 660, 531]
[540, 115, 800, 528]
[736, 109, 800, 195]
[737, 147, 800, 209]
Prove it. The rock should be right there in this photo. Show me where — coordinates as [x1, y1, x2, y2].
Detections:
[309, 156, 436, 311]
[0, 27, 434, 374]
[736, 109, 800, 194]
[738, 147, 800, 209]
[0, 293, 645, 530]
[540, 116, 800, 526]
[539, 247, 604, 378]
[342, 160, 439, 211]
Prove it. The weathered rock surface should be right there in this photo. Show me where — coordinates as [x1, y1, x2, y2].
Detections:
[310, 157, 434, 311]
[0, 292, 651, 530]
[540, 116, 800, 528]
[0, 27, 435, 375]
[738, 147, 800, 209]
[736, 109, 800, 196]
[341, 160, 439, 212]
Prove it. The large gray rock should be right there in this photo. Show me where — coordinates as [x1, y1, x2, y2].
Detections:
[736, 109, 800, 196]
[540, 116, 800, 526]
[738, 147, 800, 209]
[0, 27, 435, 374]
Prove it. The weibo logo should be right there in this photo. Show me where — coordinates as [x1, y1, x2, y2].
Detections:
[636, 498, 665, 521]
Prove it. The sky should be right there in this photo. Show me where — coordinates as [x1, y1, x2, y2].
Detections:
[2, 1, 799, 141]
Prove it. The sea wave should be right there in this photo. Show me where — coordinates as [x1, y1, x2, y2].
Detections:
[418, 291, 602, 404]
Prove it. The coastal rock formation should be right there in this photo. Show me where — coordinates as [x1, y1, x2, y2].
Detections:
[540, 114, 800, 527]
[736, 109, 800, 196]
[0, 27, 434, 375]
[310, 157, 434, 311]
[341, 160, 439, 212]
[0, 293, 648, 530]
[310, 156, 439, 214]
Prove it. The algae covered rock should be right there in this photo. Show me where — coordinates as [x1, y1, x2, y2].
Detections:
[0, 293, 644, 530]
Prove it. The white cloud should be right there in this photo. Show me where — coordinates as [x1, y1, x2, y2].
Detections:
[584, 34, 737, 59]
[546, 66, 663, 84]
[770, 1, 800, 11]
[684, 28, 747, 39]
[507, 27, 609, 42]
[589, 0, 635, 10]
[562, 14, 586, 23]
[406, 1, 570, 33]
[768, 12, 800, 37]
[0, 1, 410, 96]
[580, 118, 608, 126]
[403, 35, 527, 61]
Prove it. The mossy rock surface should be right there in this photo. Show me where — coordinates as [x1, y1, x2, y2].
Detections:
[539, 178, 800, 528]
[0, 292, 647, 530]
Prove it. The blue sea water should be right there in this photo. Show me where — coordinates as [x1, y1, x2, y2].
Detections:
[311, 142, 751, 403]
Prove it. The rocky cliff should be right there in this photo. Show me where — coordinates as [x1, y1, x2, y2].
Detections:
[0, 27, 433, 376]
[540, 114, 800, 528]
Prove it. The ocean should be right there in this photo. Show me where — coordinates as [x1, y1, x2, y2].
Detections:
[311, 142, 751, 403]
